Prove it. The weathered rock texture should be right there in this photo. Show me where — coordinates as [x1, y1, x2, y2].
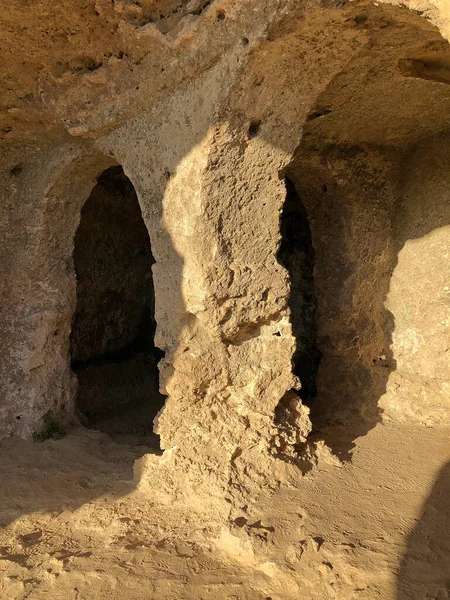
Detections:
[71, 165, 163, 425]
[0, 0, 450, 577]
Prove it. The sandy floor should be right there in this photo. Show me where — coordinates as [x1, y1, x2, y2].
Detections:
[0, 421, 449, 600]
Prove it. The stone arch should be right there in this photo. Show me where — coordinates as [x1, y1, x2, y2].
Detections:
[3, 145, 167, 444]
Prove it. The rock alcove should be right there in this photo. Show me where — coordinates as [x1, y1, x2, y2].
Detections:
[70, 166, 165, 446]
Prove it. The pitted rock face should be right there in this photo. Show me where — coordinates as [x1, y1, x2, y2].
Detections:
[0, 0, 449, 520]
[1, 2, 450, 598]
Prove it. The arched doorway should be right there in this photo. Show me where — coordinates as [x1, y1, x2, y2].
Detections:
[70, 166, 165, 447]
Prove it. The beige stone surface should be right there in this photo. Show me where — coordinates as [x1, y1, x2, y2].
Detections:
[0, 0, 449, 598]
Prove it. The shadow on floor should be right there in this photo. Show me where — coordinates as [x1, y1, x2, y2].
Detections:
[397, 460, 450, 600]
[0, 427, 155, 527]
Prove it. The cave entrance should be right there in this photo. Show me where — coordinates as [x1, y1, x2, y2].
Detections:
[278, 177, 321, 407]
[70, 166, 165, 448]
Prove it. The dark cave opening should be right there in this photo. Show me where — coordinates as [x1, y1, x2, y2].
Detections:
[70, 166, 165, 447]
[278, 177, 321, 406]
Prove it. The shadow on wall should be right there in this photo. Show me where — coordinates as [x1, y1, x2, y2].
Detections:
[0, 142, 188, 525]
[2, 0, 450, 531]
[397, 461, 450, 600]
[282, 147, 397, 460]
[281, 134, 450, 460]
